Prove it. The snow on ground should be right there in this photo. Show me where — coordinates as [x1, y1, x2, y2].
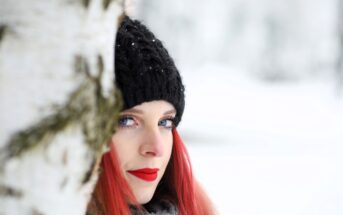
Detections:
[178, 64, 343, 215]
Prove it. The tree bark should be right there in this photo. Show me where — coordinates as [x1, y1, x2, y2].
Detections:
[0, 0, 123, 214]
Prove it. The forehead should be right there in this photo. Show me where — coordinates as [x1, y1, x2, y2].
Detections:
[122, 100, 176, 115]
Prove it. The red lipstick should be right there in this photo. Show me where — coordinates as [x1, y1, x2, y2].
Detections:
[127, 168, 159, 182]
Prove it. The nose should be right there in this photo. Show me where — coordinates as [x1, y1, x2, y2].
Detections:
[139, 127, 164, 157]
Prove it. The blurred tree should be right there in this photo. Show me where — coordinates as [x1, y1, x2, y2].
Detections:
[0, 0, 123, 214]
[338, 0, 343, 92]
[135, 0, 338, 81]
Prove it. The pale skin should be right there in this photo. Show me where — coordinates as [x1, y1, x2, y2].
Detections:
[111, 100, 176, 204]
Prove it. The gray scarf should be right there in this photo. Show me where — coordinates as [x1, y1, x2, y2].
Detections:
[130, 200, 178, 215]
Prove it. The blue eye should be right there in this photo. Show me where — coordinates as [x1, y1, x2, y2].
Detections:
[118, 116, 136, 127]
[158, 118, 174, 129]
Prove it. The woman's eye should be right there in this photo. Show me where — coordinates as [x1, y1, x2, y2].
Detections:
[159, 118, 174, 129]
[118, 116, 136, 127]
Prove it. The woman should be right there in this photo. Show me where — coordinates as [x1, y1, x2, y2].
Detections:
[87, 15, 215, 215]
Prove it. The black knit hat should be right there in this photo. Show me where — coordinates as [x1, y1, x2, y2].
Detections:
[114, 16, 185, 126]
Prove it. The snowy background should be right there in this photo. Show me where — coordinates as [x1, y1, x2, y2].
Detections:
[183, 65, 343, 214]
[131, 0, 343, 214]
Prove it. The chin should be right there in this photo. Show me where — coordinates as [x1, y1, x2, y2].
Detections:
[135, 190, 155, 204]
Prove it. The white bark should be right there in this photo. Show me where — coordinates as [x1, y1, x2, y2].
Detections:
[0, 0, 123, 214]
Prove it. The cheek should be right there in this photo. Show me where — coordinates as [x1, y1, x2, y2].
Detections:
[111, 132, 139, 168]
[162, 132, 174, 163]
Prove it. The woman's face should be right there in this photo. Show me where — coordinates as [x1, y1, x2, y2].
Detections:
[111, 100, 175, 204]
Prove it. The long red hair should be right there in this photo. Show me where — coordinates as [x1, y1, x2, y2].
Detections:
[87, 129, 214, 215]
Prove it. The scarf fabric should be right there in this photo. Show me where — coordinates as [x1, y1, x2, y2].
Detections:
[130, 200, 178, 215]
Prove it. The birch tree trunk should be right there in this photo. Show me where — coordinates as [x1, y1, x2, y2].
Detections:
[0, 0, 123, 214]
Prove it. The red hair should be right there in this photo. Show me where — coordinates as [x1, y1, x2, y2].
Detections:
[87, 129, 214, 215]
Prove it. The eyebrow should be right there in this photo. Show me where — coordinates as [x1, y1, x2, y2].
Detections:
[122, 108, 176, 115]
[122, 108, 143, 114]
[163, 109, 176, 115]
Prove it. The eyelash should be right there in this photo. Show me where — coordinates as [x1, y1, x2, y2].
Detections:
[159, 117, 175, 129]
[118, 115, 175, 129]
[118, 115, 137, 129]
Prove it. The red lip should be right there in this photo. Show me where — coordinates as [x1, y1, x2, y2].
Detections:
[127, 168, 159, 182]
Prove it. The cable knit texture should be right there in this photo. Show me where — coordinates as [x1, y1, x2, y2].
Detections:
[115, 16, 185, 126]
